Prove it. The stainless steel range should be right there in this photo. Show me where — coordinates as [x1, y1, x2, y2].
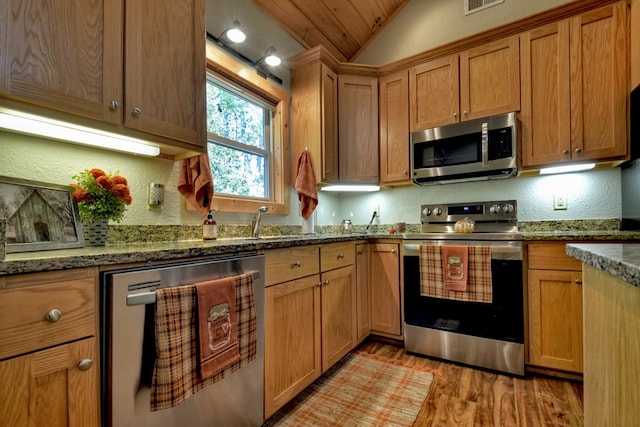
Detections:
[403, 200, 524, 376]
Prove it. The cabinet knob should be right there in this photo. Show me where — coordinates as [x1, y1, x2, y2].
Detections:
[316, 281, 323, 287]
[463, 110, 468, 116]
[45, 309, 62, 322]
[132, 108, 142, 118]
[574, 147, 582, 154]
[338, 253, 344, 259]
[562, 150, 570, 155]
[77, 359, 93, 371]
[294, 261, 301, 267]
[575, 278, 583, 285]
[357, 250, 363, 255]
[403, 170, 408, 175]
[453, 112, 457, 118]
[109, 101, 119, 111]
[323, 280, 330, 286]
[390, 249, 396, 254]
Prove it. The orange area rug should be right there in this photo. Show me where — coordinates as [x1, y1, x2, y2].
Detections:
[264, 350, 435, 426]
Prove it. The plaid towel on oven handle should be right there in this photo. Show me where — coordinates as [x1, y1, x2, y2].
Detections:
[419, 245, 493, 303]
[150, 272, 257, 411]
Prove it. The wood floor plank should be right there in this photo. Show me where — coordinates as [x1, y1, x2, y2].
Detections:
[431, 394, 476, 427]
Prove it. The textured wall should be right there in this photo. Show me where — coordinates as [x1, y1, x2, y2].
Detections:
[356, 0, 572, 65]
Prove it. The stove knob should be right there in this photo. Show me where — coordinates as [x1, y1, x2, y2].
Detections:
[433, 207, 443, 216]
[502, 203, 514, 213]
[490, 204, 501, 213]
[422, 208, 432, 216]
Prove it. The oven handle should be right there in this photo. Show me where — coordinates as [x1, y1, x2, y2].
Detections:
[125, 270, 261, 306]
[403, 243, 522, 261]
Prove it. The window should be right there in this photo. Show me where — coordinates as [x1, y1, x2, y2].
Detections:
[205, 45, 290, 215]
[206, 77, 273, 199]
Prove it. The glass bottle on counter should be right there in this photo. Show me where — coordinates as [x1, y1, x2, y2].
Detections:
[203, 210, 217, 240]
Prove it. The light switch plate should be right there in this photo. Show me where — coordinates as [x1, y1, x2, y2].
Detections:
[553, 193, 567, 210]
[148, 183, 165, 208]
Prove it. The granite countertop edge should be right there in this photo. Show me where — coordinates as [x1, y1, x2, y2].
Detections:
[0, 234, 394, 276]
[567, 243, 640, 287]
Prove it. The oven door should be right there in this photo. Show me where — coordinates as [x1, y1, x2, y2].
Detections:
[403, 240, 524, 343]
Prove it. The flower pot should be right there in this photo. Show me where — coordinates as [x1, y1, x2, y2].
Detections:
[82, 219, 108, 246]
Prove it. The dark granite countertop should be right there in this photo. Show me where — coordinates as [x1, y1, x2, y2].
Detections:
[0, 234, 394, 276]
[566, 243, 640, 287]
[521, 230, 640, 241]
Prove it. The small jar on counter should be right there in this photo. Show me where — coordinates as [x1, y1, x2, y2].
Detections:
[203, 210, 218, 240]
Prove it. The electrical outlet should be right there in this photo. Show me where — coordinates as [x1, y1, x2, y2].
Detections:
[553, 193, 567, 210]
[372, 204, 380, 219]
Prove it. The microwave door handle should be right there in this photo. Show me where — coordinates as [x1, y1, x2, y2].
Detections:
[481, 122, 489, 168]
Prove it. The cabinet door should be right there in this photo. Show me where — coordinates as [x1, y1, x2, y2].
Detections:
[409, 55, 459, 130]
[520, 21, 572, 168]
[460, 35, 521, 121]
[264, 275, 321, 418]
[569, 2, 627, 162]
[338, 75, 379, 184]
[0, 337, 99, 427]
[0, 0, 122, 124]
[370, 243, 402, 336]
[321, 265, 356, 370]
[355, 244, 371, 342]
[322, 63, 340, 183]
[124, 0, 206, 148]
[528, 269, 583, 373]
[379, 70, 411, 185]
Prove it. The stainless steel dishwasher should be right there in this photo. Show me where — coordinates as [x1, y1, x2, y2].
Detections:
[100, 254, 265, 427]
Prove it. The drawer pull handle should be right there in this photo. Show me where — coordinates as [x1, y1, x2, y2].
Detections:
[575, 278, 583, 285]
[45, 309, 62, 322]
[294, 261, 301, 267]
[338, 253, 344, 259]
[78, 359, 93, 371]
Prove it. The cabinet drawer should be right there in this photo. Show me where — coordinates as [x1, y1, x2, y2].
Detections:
[265, 246, 319, 286]
[528, 243, 582, 271]
[0, 278, 95, 360]
[321, 242, 355, 272]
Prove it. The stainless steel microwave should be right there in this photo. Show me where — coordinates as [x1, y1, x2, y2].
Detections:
[411, 112, 518, 185]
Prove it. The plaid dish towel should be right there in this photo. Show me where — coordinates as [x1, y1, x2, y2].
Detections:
[419, 245, 493, 303]
[150, 273, 256, 411]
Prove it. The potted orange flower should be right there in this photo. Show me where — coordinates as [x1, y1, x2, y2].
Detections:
[71, 168, 132, 245]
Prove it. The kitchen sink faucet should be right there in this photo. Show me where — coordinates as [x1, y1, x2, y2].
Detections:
[251, 206, 268, 238]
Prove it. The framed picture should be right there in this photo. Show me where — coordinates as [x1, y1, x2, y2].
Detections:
[0, 176, 84, 253]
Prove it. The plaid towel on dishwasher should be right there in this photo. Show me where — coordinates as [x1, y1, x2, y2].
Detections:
[419, 245, 493, 303]
[150, 272, 256, 411]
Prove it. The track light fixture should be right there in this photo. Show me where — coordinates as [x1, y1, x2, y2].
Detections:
[219, 19, 246, 44]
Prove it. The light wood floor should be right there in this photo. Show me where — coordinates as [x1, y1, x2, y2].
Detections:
[359, 340, 584, 427]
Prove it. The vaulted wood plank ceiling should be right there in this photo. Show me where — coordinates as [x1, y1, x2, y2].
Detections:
[251, 0, 409, 62]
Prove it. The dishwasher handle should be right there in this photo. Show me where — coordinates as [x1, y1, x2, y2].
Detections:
[126, 270, 261, 306]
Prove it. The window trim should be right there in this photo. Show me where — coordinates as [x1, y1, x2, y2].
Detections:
[205, 42, 291, 215]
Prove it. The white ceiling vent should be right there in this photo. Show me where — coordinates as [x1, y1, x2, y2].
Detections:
[465, 0, 504, 15]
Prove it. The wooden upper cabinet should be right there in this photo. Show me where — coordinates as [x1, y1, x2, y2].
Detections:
[291, 60, 339, 184]
[338, 74, 379, 184]
[460, 35, 521, 121]
[521, 2, 628, 169]
[0, 0, 206, 154]
[0, 0, 122, 124]
[409, 35, 520, 131]
[125, 0, 206, 148]
[409, 55, 459, 131]
[569, 2, 627, 163]
[379, 70, 411, 185]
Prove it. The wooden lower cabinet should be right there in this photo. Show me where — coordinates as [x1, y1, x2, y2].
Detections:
[264, 274, 322, 418]
[355, 243, 371, 342]
[264, 243, 356, 418]
[0, 337, 99, 427]
[527, 243, 583, 374]
[0, 268, 99, 427]
[370, 242, 402, 337]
